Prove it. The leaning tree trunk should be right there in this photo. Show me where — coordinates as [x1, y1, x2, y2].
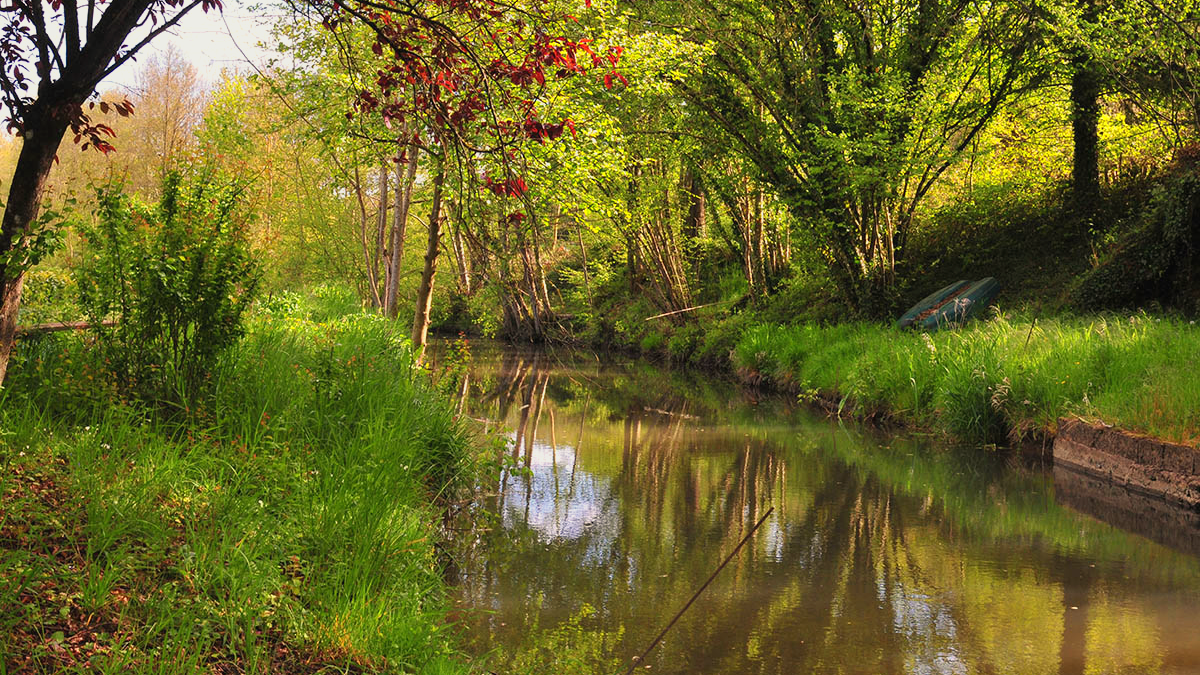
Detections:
[0, 112, 72, 386]
[411, 153, 446, 361]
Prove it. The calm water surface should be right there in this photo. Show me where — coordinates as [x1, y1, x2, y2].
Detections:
[434, 341, 1200, 675]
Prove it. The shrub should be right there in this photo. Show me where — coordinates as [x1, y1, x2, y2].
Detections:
[1070, 167, 1200, 312]
[638, 331, 666, 353]
[16, 268, 78, 325]
[666, 324, 702, 362]
[75, 168, 260, 406]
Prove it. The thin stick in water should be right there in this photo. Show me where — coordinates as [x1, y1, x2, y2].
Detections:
[622, 507, 775, 675]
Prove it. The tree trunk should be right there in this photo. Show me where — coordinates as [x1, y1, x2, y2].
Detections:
[451, 216, 470, 294]
[624, 166, 641, 293]
[519, 235, 543, 339]
[1071, 0, 1101, 214]
[531, 221, 553, 326]
[682, 167, 706, 240]
[356, 165, 383, 307]
[411, 153, 446, 361]
[577, 222, 593, 306]
[753, 186, 766, 296]
[0, 114, 72, 386]
[374, 163, 388, 302]
[384, 145, 419, 318]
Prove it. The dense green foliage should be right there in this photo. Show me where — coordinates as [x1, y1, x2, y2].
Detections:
[1071, 157, 1200, 312]
[75, 170, 260, 406]
[0, 294, 474, 673]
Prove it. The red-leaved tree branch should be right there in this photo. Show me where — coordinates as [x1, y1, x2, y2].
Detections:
[297, 0, 622, 355]
[0, 0, 222, 385]
[304, 0, 622, 187]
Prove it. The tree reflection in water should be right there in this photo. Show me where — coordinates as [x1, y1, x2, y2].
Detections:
[437, 342, 1200, 675]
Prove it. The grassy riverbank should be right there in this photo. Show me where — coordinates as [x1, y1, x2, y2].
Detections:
[731, 313, 1200, 447]
[0, 300, 474, 673]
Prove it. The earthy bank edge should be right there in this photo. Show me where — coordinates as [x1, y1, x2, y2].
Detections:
[715, 317, 1200, 512]
[1055, 418, 1200, 510]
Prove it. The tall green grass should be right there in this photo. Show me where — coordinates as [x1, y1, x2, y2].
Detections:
[0, 299, 474, 673]
[732, 312, 1200, 446]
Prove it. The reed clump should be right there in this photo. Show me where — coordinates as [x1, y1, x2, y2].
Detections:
[732, 312, 1200, 446]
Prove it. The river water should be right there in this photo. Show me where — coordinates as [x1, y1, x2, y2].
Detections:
[436, 341, 1200, 675]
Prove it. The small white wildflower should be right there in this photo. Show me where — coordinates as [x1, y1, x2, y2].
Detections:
[258, 500, 264, 508]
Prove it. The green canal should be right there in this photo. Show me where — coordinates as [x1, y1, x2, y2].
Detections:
[435, 342, 1200, 675]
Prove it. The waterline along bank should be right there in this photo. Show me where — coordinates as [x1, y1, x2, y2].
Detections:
[447, 341, 1200, 675]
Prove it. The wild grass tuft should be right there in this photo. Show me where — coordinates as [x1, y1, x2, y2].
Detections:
[0, 296, 475, 673]
[732, 312, 1200, 446]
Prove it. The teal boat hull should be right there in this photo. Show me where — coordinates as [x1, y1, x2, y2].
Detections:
[916, 277, 1001, 330]
[895, 280, 970, 329]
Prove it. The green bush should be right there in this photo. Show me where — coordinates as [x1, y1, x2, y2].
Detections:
[1070, 167, 1200, 312]
[16, 268, 78, 325]
[75, 168, 260, 406]
[306, 282, 362, 321]
[666, 324, 702, 362]
[695, 312, 753, 367]
[430, 287, 503, 338]
[638, 331, 666, 353]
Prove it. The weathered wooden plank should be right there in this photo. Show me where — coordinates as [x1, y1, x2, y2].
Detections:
[15, 320, 117, 336]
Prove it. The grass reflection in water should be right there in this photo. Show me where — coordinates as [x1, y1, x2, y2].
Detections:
[433, 342, 1200, 675]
